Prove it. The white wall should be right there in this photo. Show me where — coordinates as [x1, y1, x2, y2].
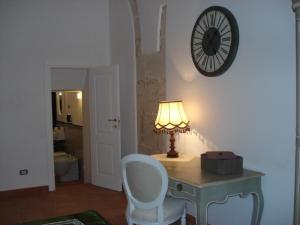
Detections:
[109, 0, 137, 156]
[166, 0, 295, 224]
[0, 0, 110, 191]
[51, 68, 87, 91]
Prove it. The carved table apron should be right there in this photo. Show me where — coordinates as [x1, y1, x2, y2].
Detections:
[156, 155, 264, 225]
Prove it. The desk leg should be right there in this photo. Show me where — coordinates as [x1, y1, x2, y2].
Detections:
[196, 201, 208, 225]
[251, 190, 264, 225]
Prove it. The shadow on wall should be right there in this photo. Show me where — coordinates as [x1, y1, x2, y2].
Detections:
[176, 129, 219, 156]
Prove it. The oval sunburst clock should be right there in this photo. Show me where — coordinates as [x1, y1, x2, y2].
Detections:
[191, 6, 239, 77]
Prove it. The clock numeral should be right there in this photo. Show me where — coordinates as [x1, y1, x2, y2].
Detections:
[212, 11, 217, 27]
[205, 13, 210, 28]
[216, 12, 222, 28]
[193, 46, 202, 53]
[220, 47, 229, 55]
[205, 55, 209, 70]
[217, 15, 226, 29]
[196, 49, 204, 62]
[212, 55, 216, 71]
[206, 56, 216, 72]
[201, 55, 208, 67]
[196, 49, 204, 57]
[208, 11, 217, 27]
[221, 30, 231, 37]
[209, 56, 213, 70]
[197, 24, 206, 33]
[215, 52, 222, 65]
[192, 36, 203, 40]
[210, 14, 214, 27]
[216, 50, 225, 62]
[195, 29, 204, 36]
[221, 43, 231, 48]
[222, 37, 231, 42]
[193, 41, 202, 46]
[202, 18, 208, 30]
[220, 24, 229, 34]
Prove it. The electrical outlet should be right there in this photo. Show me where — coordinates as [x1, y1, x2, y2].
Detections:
[19, 169, 28, 175]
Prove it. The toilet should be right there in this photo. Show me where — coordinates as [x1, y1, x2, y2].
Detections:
[54, 152, 79, 182]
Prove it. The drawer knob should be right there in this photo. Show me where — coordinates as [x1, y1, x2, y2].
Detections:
[176, 183, 183, 191]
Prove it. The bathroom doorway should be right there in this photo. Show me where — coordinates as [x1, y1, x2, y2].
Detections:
[47, 66, 92, 189]
[52, 90, 84, 183]
[45, 64, 122, 191]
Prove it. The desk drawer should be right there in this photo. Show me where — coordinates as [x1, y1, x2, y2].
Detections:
[168, 179, 196, 199]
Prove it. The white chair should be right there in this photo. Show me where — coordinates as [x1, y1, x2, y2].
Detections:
[122, 154, 186, 225]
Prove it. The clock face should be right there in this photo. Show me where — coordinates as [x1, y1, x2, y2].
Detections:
[191, 6, 239, 76]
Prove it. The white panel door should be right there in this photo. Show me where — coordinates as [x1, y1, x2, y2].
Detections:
[89, 65, 122, 191]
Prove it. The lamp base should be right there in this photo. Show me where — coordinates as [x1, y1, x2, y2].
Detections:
[167, 150, 179, 158]
[167, 132, 179, 158]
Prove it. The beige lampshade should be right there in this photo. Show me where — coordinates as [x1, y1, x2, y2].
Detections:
[154, 100, 190, 133]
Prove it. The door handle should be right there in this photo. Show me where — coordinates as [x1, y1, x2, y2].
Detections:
[108, 118, 120, 128]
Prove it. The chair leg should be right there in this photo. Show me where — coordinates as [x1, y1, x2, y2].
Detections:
[181, 208, 186, 225]
[126, 216, 133, 225]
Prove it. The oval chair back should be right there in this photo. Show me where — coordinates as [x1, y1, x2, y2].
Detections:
[122, 154, 168, 210]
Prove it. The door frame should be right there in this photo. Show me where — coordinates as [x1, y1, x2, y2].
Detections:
[44, 62, 103, 191]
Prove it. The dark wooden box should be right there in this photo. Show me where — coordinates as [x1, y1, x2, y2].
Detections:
[201, 152, 243, 175]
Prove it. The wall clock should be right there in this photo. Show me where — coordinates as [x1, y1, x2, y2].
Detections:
[191, 6, 239, 76]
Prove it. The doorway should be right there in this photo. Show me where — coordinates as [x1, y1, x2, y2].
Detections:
[45, 65, 92, 191]
[45, 64, 123, 191]
[52, 90, 84, 183]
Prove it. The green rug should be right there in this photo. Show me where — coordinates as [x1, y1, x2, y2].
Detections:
[15, 210, 111, 225]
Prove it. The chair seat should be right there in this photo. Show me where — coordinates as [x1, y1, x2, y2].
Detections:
[131, 196, 185, 223]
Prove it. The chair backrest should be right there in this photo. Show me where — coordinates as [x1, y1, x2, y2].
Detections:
[122, 154, 168, 210]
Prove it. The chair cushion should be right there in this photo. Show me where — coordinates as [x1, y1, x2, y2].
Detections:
[131, 196, 185, 223]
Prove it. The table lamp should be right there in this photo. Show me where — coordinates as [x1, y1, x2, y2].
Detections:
[154, 100, 190, 158]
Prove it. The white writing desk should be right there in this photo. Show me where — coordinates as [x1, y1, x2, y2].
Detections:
[152, 154, 264, 225]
